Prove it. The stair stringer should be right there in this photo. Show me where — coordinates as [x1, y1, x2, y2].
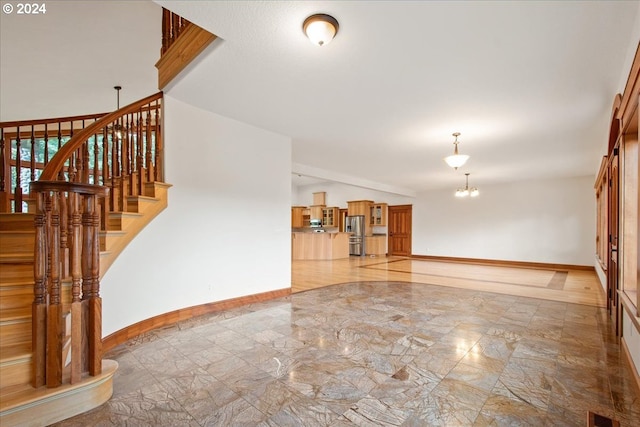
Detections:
[100, 182, 172, 277]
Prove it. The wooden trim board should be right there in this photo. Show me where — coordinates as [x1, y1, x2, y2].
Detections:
[102, 288, 291, 351]
[411, 254, 595, 272]
[155, 23, 217, 90]
[0, 359, 117, 427]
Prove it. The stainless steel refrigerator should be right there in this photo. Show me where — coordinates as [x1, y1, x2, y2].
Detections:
[345, 215, 365, 256]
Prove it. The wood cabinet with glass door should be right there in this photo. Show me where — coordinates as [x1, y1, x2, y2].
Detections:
[370, 203, 388, 226]
[322, 207, 339, 227]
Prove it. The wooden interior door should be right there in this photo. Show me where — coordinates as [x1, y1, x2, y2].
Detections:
[388, 205, 412, 256]
[608, 147, 620, 334]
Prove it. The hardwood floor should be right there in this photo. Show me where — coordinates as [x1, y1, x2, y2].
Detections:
[292, 256, 607, 307]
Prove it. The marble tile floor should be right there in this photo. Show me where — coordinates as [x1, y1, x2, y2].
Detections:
[53, 281, 640, 426]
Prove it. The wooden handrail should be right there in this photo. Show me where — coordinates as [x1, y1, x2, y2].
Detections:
[40, 91, 163, 181]
[156, 8, 216, 90]
[0, 112, 107, 128]
[30, 180, 109, 197]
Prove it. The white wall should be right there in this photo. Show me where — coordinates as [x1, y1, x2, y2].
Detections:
[413, 175, 595, 265]
[294, 175, 595, 266]
[101, 96, 292, 336]
[293, 181, 414, 208]
[623, 310, 640, 379]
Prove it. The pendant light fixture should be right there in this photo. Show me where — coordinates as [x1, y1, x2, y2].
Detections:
[112, 85, 123, 138]
[444, 132, 469, 170]
[114, 85, 122, 109]
[303, 14, 339, 46]
[455, 173, 479, 198]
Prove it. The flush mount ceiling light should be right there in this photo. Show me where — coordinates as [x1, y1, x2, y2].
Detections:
[455, 173, 479, 198]
[444, 132, 470, 170]
[303, 14, 339, 46]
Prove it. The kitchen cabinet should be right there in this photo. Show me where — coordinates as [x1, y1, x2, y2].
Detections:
[302, 208, 310, 227]
[293, 206, 337, 228]
[292, 232, 350, 260]
[347, 200, 373, 217]
[365, 235, 387, 256]
[348, 200, 374, 236]
[310, 205, 324, 221]
[370, 203, 388, 226]
[322, 207, 339, 227]
[291, 206, 306, 228]
[338, 209, 348, 231]
[313, 192, 326, 205]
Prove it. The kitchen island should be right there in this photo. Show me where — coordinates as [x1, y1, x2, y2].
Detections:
[291, 232, 351, 260]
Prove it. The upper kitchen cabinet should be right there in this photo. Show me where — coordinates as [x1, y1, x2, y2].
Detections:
[291, 206, 307, 228]
[370, 203, 388, 226]
[322, 207, 339, 227]
[347, 200, 373, 217]
[310, 205, 324, 220]
[313, 192, 326, 205]
[347, 200, 374, 236]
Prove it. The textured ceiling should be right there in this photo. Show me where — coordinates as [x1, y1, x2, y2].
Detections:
[157, 0, 639, 194]
[0, 1, 160, 121]
[2, 1, 638, 195]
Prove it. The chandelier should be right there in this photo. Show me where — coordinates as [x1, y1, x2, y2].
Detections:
[455, 173, 479, 198]
[444, 132, 469, 170]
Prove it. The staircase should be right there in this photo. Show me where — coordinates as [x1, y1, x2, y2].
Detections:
[0, 92, 169, 426]
[0, 7, 215, 424]
[0, 184, 170, 426]
[0, 206, 116, 426]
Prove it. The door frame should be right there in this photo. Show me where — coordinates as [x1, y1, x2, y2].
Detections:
[608, 145, 620, 334]
[606, 96, 622, 335]
[388, 204, 412, 257]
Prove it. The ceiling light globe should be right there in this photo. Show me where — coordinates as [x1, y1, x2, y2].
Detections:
[303, 14, 339, 46]
[470, 188, 479, 197]
[444, 154, 469, 169]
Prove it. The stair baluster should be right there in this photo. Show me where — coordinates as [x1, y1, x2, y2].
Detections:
[0, 128, 7, 210]
[69, 191, 82, 383]
[29, 126, 35, 184]
[32, 191, 47, 388]
[14, 127, 22, 212]
[30, 182, 108, 388]
[46, 190, 62, 388]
